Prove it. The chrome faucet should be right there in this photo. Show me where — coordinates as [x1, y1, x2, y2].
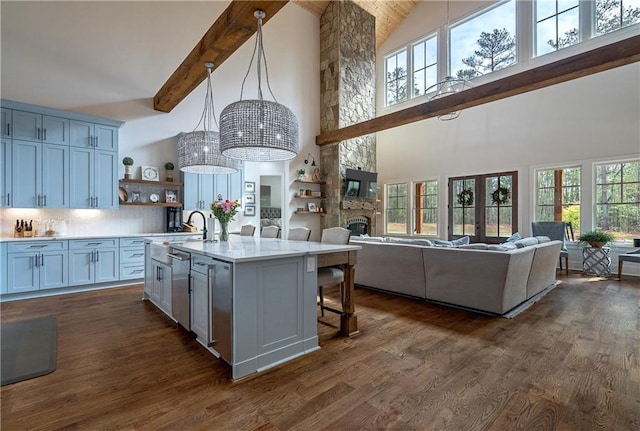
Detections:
[185, 210, 207, 241]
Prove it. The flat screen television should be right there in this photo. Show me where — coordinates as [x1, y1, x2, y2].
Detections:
[344, 168, 377, 199]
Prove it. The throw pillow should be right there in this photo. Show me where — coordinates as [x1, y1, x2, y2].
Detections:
[535, 235, 551, 243]
[513, 237, 539, 248]
[433, 239, 454, 247]
[458, 243, 488, 250]
[504, 232, 522, 243]
[451, 236, 470, 246]
[488, 244, 509, 251]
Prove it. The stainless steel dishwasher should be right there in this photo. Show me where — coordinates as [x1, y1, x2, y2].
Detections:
[167, 248, 191, 330]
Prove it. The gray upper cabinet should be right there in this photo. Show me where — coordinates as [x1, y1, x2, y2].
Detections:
[1, 99, 123, 209]
[183, 165, 244, 211]
[12, 110, 69, 145]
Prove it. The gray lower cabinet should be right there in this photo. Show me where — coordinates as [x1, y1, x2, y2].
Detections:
[150, 260, 172, 315]
[190, 255, 211, 344]
[119, 237, 146, 280]
[68, 239, 119, 286]
[6, 241, 68, 293]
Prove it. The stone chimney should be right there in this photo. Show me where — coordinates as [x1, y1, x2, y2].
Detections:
[319, 0, 377, 234]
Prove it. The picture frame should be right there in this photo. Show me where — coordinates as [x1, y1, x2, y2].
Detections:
[131, 191, 141, 203]
[307, 202, 317, 212]
[165, 190, 177, 203]
[245, 205, 255, 216]
[245, 181, 255, 193]
[245, 194, 255, 205]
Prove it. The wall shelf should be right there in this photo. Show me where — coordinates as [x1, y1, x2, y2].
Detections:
[120, 178, 183, 187]
[293, 179, 326, 185]
[119, 202, 182, 208]
[294, 194, 326, 199]
[295, 210, 326, 216]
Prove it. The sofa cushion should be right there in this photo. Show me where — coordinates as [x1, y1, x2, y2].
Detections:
[514, 237, 539, 248]
[385, 237, 433, 246]
[433, 239, 454, 247]
[353, 235, 385, 242]
[451, 236, 470, 246]
[535, 235, 551, 244]
[459, 243, 489, 250]
[505, 232, 522, 243]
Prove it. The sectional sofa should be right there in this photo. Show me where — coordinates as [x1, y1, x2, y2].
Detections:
[350, 236, 562, 316]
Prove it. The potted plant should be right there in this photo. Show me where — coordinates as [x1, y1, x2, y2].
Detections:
[296, 168, 306, 180]
[122, 157, 134, 179]
[578, 230, 614, 248]
[165, 162, 175, 182]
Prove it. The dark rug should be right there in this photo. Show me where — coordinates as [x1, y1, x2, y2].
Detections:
[1, 316, 57, 386]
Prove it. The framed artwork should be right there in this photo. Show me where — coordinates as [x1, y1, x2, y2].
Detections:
[245, 194, 255, 205]
[131, 191, 141, 203]
[245, 205, 256, 216]
[307, 202, 317, 212]
[245, 181, 255, 193]
[165, 190, 177, 203]
[141, 166, 160, 181]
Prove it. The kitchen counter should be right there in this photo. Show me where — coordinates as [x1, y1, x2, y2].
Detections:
[0, 232, 201, 243]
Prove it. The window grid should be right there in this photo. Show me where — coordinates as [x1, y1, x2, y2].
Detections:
[386, 183, 408, 234]
[411, 35, 438, 98]
[535, 167, 581, 232]
[594, 160, 640, 241]
[415, 180, 438, 236]
[385, 49, 408, 107]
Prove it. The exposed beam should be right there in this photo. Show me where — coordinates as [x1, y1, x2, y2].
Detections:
[316, 35, 640, 146]
[153, 0, 289, 113]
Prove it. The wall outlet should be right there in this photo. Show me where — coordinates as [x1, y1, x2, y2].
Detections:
[306, 257, 315, 272]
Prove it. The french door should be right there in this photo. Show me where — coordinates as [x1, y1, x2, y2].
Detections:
[448, 171, 518, 243]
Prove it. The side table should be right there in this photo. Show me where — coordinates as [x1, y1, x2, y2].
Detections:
[583, 246, 611, 276]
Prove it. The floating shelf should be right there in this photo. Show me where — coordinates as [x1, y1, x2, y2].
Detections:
[295, 210, 326, 216]
[120, 202, 183, 208]
[293, 179, 326, 185]
[120, 179, 183, 186]
[294, 194, 326, 199]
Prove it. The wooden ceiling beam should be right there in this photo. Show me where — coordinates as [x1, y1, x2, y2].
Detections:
[153, 0, 289, 113]
[316, 35, 640, 146]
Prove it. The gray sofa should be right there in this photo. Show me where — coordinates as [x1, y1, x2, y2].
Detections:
[350, 237, 562, 315]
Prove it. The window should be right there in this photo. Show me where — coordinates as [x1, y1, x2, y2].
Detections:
[386, 183, 408, 234]
[535, 167, 581, 232]
[385, 49, 408, 106]
[414, 180, 438, 236]
[596, 0, 640, 36]
[594, 160, 640, 242]
[535, 0, 580, 56]
[449, 171, 518, 242]
[449, 0, 517, 80]
[412, 35, 438, 98]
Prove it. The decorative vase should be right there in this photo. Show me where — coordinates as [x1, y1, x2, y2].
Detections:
[166, 169, 174, 182]
[219, 221, 229, 242]
[124, 165, 132, 179]
[590, 241, 605, 248]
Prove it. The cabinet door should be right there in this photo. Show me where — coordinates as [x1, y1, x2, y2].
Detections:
[42, 116, 69, 145]
[211, 261, 233, 362]
[190, 270, 209, 343]
[229, 166, 244, 203]
[69, 120, 93, 148]
[0, 243, 6, 294]
[69, 147, 94, 208]
[68, 249, 94, 286]
[39, 250, 68, 290]
[144, 244, 153, 298]
[94, 248, 119, 284]
[183, 172, 200, 210]
[199, 175, 215, 209]
[150, 261, 163, 304]
[12, 110, 41, 142]
[213, 175, 229, 201]
[42, 143, 70, 208]
[1, 139, 11, 207]
[11, 140, 41, 208]
[94, 150, 118, 209]
[94, 124, 117, 151]
[7, 253, 39, 293]
[1, 108, 11, 138]
[160, 264, 172, 315]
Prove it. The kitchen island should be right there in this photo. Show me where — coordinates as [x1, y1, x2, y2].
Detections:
[144, 235, 360, 380]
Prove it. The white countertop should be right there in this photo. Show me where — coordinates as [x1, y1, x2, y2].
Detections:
[0, 232, 202, 243]
[163, 236, 360, 263]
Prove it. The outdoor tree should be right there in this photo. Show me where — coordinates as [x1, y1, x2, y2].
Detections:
[386, 67, 407, 105]
[550, 0, 640, 49]
[456, 28, 516, 80]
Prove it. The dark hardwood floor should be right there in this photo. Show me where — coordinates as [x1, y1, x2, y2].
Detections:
[1, 273, 639, 431]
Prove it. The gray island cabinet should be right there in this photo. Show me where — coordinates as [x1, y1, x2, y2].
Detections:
[144, 236, 360, 380]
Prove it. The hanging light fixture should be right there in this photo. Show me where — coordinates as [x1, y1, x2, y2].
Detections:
[219, 10, 299, 162]
[177, 62, 238, 174]
[425, 0, 473, 121]
[425, 76, 473, 120]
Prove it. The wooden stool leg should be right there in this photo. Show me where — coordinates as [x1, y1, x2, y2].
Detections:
[618, 260, 623, 280]
[319, 285, 324, 316]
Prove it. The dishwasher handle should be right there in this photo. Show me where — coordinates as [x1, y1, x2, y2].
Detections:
[167, 252, 190, 261]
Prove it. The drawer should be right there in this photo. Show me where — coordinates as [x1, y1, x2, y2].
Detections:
[8, 240, 67, 253]
[191, 254, 215, 274]
[120, 264, 145, 280]
[69, 239, 118, 249]
[120, 247, 145, 262]
[120, 237, 146, 247]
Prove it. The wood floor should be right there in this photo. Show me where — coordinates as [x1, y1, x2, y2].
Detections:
[1, 273, 639, 431]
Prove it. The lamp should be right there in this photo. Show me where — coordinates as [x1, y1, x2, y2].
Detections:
[219, 10, 299, 162]
[178, 63, 238, 175]
[425, 76, 474, 120]
[304, 153, 317, 167]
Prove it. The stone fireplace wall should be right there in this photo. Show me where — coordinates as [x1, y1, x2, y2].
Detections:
[319, 0, 377, 234]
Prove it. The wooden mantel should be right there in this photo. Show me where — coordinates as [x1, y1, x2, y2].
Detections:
[316, 34, 640, 146]
[153, 0, 289, 113]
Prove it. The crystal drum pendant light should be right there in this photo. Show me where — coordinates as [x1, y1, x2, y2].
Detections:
[219, 10, 299, 162]
[425, 76, 473, 120]
[177, 63, 238, 174]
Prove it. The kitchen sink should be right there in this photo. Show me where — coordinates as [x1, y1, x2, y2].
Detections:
[150, 236, 202, 264]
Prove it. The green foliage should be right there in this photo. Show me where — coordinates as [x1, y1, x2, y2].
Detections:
[457, 28, 516, 79]
[562, 205, 581, 232]
[122, 157, 134, 166]
[578, 230, 614, 246]
[297, 168, 306, 176]
[164, 162, 174, 170]
[387, 67, 407, 105]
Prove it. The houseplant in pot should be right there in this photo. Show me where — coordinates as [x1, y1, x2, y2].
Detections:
[578, 230, 614, 248]
[122, 157, 134, 179]
[165, 162, 175, 182]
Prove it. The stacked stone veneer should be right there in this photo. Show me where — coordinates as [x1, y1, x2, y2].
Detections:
[319, 0, 377, 233]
